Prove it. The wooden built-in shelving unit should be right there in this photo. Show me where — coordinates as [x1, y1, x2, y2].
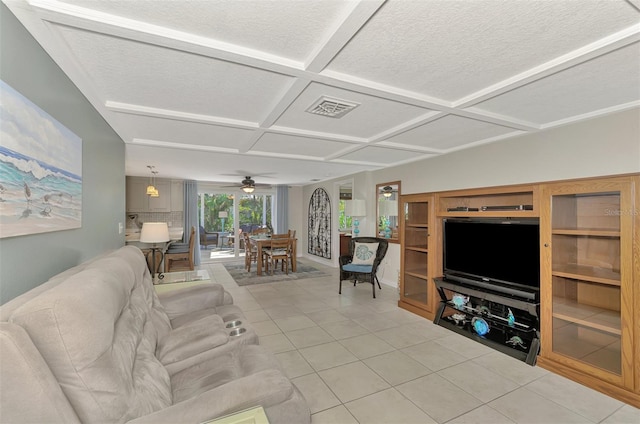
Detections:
[398, 174, 639, 407]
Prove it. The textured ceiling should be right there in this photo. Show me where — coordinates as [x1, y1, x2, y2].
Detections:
[3, 0, 640, 187]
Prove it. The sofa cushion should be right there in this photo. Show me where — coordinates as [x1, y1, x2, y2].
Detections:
[157, 315, 228, 365]
[10, 257, 172, 423]
[351, 242, 379, 265]
[170, 344, 283, 403]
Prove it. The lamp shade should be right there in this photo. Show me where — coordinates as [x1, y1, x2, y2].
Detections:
[379, 200, 398, 216]
[345, 199, 366, 217]
[140, 222, 170, 243]
[218, 211, 228, 218]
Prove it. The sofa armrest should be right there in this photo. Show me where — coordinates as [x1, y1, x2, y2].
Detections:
[158, 284, 230, 319]
[126, 370, 295, 424]
[0, 323, 81, 424]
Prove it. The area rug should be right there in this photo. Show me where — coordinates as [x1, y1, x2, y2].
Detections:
[223, 261, 328, 286]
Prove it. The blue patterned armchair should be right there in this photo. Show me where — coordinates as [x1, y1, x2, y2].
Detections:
[339, 237, 389, 298]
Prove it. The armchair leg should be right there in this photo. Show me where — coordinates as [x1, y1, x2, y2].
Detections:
[339, 278, 342, 294]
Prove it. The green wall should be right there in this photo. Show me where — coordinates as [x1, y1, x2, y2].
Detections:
[0, 4, 126, 303]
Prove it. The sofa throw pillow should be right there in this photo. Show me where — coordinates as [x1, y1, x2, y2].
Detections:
[351, 242, 379, 265]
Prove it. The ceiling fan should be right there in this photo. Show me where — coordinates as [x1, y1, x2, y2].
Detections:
[240, 176, 256, 193]
[222, 176, 271, 193]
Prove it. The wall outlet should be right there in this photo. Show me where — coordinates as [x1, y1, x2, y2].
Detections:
[118, 222, 123, 234]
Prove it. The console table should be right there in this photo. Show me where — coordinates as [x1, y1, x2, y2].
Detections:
[154, 270, 211, 294]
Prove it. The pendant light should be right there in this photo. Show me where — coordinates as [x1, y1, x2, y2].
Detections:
[146, 166, 156, 195]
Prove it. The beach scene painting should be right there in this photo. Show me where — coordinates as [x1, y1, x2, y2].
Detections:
[0, 80, 82, 238]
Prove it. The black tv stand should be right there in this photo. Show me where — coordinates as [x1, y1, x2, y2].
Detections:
[433, 277, 540, 365]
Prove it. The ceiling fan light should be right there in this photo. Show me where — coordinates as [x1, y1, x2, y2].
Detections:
[382, 186, 393, 197]
[242, 185, 255, 194]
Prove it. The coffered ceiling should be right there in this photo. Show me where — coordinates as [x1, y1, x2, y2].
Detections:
[4, 0, 640, 187]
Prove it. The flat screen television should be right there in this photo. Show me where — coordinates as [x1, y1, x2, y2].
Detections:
[443, 218, 540, 300]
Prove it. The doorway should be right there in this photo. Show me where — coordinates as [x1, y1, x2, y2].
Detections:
[198, 190, 274, 263]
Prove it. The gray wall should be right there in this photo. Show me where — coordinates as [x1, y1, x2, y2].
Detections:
[303, 108, 640, 283]
[0, 4, 126, 303]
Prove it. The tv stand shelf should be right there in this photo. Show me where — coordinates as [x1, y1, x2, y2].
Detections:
[437, 184, 539, 217]
[433, 278, 540, 365]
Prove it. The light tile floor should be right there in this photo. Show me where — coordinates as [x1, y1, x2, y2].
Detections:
[200, 260, 639, 424]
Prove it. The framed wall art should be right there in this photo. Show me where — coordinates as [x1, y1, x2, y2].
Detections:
[308, 187, 331, 259]
[0, 80, 82, 238]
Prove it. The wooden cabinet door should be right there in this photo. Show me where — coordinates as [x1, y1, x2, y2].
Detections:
[126, 178, 148, 212]
[539, 176, 636, 390]
[148, 181, 171, 211]
[399, 194, 436, 316]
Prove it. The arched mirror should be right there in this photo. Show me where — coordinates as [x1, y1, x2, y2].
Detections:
[376, 181, 401, 243]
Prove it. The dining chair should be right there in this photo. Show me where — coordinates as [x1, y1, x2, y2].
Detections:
[286, 230, 296, 272]
[263, 237, 291, 275]
[270, 233, 291, 271]
[251, 227, 269, 235]
[243, 232, 261, 272]
[164, 226, 195, 272]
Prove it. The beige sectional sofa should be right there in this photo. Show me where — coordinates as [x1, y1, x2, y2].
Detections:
[0, 246, 310, 423]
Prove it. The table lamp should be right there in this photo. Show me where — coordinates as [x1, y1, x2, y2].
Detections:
[219, 211, 228, 232]
[140, 222, 170, 282]
[345, 199, 366, 237]
[379, 200, 398, 238]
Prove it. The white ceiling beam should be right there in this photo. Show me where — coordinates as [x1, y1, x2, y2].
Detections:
[28, 0, 307, 76]
[129, 138, 240, 154]
[323, 142, 439, 163]
[454, 23, 640, 109]
[105, 101, 259, 130]
[267, 126, 368, 144]
[540, 100, 640, 130]
[439, 130, 527, 154]
[237, 129, 267, 155]
[305, 0, 386, 73]
[374, 141, 445, 155]
[259, 78, 311, 128]
[368, 111, 447, 143]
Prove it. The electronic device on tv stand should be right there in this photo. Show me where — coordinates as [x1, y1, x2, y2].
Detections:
[480, 204, 533, 211]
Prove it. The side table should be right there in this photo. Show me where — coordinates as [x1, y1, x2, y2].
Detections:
[154, 270, 211, 294]
[203, 406, 269, 424]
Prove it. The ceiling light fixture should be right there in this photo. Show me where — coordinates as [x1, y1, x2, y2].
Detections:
[241, 176, 255, 193]
[382, 186, 393, 198]
[147, 166, 160, 197]
[146, 165, 156, 195]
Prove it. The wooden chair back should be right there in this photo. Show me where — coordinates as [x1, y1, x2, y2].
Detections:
[164, 226, 195, 272]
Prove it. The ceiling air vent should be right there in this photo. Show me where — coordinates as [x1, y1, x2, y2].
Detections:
[306, 96, 359, 118]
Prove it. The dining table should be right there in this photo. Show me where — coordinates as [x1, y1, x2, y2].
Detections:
[251, 235, 297, 276]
